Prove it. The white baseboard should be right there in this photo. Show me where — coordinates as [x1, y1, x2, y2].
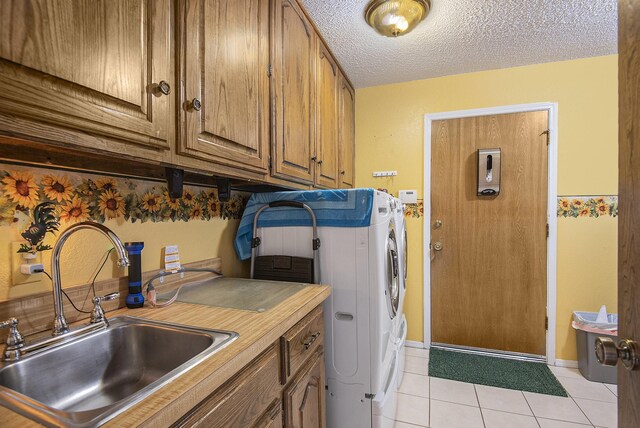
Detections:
[554, 359, 579, 368]
[405, 340, 427, 349]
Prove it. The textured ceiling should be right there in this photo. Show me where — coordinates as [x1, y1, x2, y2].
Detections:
[298, 0, 618, 88]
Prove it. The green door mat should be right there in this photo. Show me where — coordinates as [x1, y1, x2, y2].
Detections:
[428, 348, 568, 397]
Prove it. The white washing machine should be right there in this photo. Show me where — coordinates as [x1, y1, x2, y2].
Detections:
[391, 198, 407, 341]
[255, 190, 400, 428]
[391, 198, 409, 392]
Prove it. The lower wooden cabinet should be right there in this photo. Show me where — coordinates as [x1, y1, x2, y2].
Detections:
[255, 401, 285, 428]
[283, 350, 326, 428]
[174, 305, 326, 428]
[172, 344, 282, 428]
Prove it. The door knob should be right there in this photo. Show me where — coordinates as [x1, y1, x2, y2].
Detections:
[433, 241, 443, 251]
[595, 337, 640, 371]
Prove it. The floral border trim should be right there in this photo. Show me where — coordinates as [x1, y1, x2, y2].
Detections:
[557, 196, 618, 218]
[0, 163, 247, 228]
[404, 201, 424, 218]
[401, 197, 618, 219]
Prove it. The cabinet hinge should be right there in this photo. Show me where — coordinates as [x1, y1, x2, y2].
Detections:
[268, 155, 272, 171]
[546, 224, 549, 238]
[545, 316, 549, 331]
[267, 64, 272, 77]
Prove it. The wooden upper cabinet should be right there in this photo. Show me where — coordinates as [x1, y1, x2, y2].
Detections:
[338, 75, 355, 188]
[271, 0, 316, 184]
[0, 0, 172, 156]
[315, 42, 339, 189]
[178, 0, 270, 173]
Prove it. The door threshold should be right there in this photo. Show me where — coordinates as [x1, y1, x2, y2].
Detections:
[431, 343, 546, 363]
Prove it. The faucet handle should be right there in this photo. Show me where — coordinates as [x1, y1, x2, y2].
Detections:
[0, 318, 25, 360]
[90, 292, 120, 325]
[95, 292, 120, 303]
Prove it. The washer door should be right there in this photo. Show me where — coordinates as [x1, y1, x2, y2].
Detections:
[402, 222, 408, 285]
[386, 226, 400, 318]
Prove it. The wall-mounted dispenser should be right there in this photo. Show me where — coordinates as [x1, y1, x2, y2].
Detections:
[477, 148, 501, 196]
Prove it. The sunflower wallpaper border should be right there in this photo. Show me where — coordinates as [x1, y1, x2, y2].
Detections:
[557, 196, 618, 218]
[400, 197, 618, 219]
[0, 164, 248, 229]
[404, 201, 424, 218]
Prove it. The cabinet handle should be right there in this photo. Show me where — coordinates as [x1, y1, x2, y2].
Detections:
[155, 80, 171, 96]
[188, 98, 202, 111]
[303, 332, 320, 350]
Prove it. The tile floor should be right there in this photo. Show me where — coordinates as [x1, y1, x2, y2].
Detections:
[394, 347, 618, 428]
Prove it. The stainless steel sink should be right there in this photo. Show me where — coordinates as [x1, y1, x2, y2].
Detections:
[0, 316, 238, 427]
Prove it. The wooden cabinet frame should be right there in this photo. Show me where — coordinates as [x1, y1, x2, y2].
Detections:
[270, 0, 317, 185]
[176, 0, 271, 174]
[0, 0, 173, 158]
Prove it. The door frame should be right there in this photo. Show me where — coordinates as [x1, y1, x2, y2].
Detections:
[422, 102, 559, 365]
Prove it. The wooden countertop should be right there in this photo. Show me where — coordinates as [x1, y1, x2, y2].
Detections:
[0, 283, 331, 427]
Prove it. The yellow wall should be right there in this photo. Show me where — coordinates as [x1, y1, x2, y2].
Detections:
[0, 218, 248, 301]
[0, 219, 247, 301]
[355, 55, 618, 361]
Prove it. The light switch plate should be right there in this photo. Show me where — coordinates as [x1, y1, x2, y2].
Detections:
[11, 242, 44, 286]
[399, 190, 418, 204]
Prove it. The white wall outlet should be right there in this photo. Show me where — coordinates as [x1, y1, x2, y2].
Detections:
[399, 190, 418, 204]
[11, 242, 44, 286]
[372, 171, 398, 177]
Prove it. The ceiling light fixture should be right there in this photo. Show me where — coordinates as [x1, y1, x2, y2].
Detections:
[365, 0, 431, 37]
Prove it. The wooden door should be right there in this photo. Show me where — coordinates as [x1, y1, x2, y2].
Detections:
[618, 1, 640, 425]
[0, 0, 172, 157]
[314, 42, 339, 189]
[271, 0, 316, 184]
[431, 112, 548, 356]
[179, 0, 270, 173]
[283, 351, 326, 428]
[338, 75, 355, 188]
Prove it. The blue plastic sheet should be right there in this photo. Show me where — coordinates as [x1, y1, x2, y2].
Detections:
[234, 188, 374, 260]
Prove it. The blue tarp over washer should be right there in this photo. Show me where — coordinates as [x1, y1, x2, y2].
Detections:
[234, 188, 374, 260]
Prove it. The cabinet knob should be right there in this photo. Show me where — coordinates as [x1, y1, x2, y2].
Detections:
[155, 80, 171, 96]
[310, 156, 317, 162]
[317, 160, 323, 165]
[341, 170, 346, 175]
[189, 98, 202, 111]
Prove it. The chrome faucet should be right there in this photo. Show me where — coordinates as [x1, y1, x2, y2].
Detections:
[51, 221, 130, 336]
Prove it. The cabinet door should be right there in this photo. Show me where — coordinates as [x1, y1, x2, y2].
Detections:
[283, 351, 326, 428]
[254, 400, 284, 428]
[173, 345, 281, 428]
[179, 0, 270, 173]
[315, 42, 339, 189]
[338, 76, 355, 188]
[0, 0, 172, 156]
[271, 0, 316, 184]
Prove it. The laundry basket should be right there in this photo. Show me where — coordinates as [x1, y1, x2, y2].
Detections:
[572, 311, 617, 384]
